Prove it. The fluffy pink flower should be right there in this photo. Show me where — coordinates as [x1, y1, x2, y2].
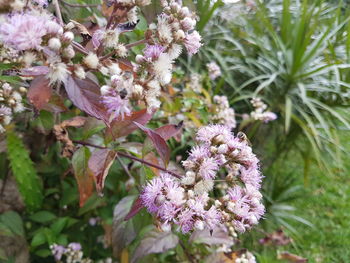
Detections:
[240, 167, 263, 189]
[196, 124, 232, 143]
[0, 13, 47, 50]
[177, 208, 194, 233]
[198, 157, 219, 180]
[102, 93, 131, 120]
[143, 44, 166, 60]
[204, 206, 222, 229]
[0, 12, 61, 51]
[92, 29, 104, 48]
[184, 30, 202, 55]
[188, 145, 210, 162]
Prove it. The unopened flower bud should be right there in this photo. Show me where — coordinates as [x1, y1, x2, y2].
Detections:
[8, 99, 16, 105]
[136, 54, 145, 63]
[48, 38, 61, 50]
[100, 85, 111, 96]
[175, 30, 185, 41]
[83, 52, 99, 69]
[63, 31, 74, 42]
[180, 7, 190, 17]
[210, 146, 218, 154]
[181, 17, 196, 31]
[74, 66, 86, 79]
[62, 45, 75, 59]
[19, 87, 27, 93]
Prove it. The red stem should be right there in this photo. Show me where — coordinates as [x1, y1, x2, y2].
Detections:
[72, 140, 182, 179]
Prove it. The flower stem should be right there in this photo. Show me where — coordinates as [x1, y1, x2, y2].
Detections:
[53, 0, 64, 25]
[72, 140, 182, 179]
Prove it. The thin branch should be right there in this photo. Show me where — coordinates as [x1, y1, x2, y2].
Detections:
[100, 39, 147, 60]
[72, 140, 182, 179]
[59, 0, 99, 7]
[53, 0, 64, 25]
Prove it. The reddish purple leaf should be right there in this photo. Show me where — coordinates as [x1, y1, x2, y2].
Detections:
[42, 94, 68, 113]
[21, 66, 49, 76]
[88, 149, 117, 195]
[63, 76, 110, 123]
[27, 75, 52, 110]
[124, 197, 144, 221]
[72, 147, 94, 207]
[134, 122, 170, 167]
[155, 121, 183, 141]
[105, 109, 153, 142]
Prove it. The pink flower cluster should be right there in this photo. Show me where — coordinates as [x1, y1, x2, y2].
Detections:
[141, 124, 265, 234]
[0, 12, 62, 51]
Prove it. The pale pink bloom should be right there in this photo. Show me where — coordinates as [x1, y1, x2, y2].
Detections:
[102, 93, 131, 120]
[198, 157, 219, 180]
[177, 208, 194, 233]
[92, 29, 104, 48]
[0, 12, 62, 51]
[188, 145, 210, 162]
[143, 44, 165, 60]
[184, 30, 202, 55]
[0, 13, 47, 50]
[204, 206, 221, 229]
[196, 124, 232, 143]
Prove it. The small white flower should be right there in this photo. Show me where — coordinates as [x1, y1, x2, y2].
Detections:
[74, 66, 86, 79]
[48, 62, 69, 84]
[83, 52, 99, 69]
[48, 38, 61, 51]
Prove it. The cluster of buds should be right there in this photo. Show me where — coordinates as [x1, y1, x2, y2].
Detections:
[234, 250, 257, 263]
[211, 95, 236, 129]
[0, 82, 26, 132]
[134, 0, 202, 111]
[50, 243, 92, 263]
[207, 61, 221, 80]
[250, 98, 277, 123]
[140, 124, 264, 235]
[189, 73, 202, 93]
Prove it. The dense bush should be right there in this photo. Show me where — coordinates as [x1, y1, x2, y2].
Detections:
[0, 0, 349, 262]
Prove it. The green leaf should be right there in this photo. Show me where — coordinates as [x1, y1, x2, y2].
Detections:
[31, 231, 46, 247]
[29, 211, 56, 223]
[51, 217, 68, 235]
[6, 131, 43, 211]
[0, 211, 24, 237]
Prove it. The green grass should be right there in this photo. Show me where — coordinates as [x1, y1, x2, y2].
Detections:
[289, 153, 350, 262]
[256, 131, 350, 263]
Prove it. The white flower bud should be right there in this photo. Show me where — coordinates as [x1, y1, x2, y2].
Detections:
[48, 38, 61, 51]
[132, 84, 143, 96]
[100, 85, 111, 96]
[108, 63, 121, 75]
[181, 17, 196, 31]
[74, 66, 86, 79]
[62, 45, 75, 59]
[226, 201, 236, 213]
[194, 220, 205, 231]
[136, 54, 145, 63]
[180, 6, 190, 17]
[161, 223, 171, 232]
[174, 30, 185, 41]
[99, 66, 109, 75]
[83, 53, 99, 69]
[63, 31, 74, 42]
